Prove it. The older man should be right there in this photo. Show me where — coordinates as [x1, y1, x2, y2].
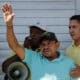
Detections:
[2, 3, 79, 80]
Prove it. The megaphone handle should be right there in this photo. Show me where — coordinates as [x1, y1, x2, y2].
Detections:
[4, 74, 9, 80]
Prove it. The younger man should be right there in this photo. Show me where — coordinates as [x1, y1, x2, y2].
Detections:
[66, 15, 80, 78]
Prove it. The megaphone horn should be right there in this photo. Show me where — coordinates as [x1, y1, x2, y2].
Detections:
[7, 61, 30, 80]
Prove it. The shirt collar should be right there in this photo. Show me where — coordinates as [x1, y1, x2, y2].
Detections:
[72, 41, 80, 48]
[50, 52, 64, 62]
[41, 52, 64, 63]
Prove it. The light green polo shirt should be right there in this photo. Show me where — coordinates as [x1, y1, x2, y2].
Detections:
[66, 42, 80, 66]
[23, 48, 79, 80]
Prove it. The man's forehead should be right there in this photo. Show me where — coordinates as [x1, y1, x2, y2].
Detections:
[41, 39, 55, 43]
[70, 20, 80, 24]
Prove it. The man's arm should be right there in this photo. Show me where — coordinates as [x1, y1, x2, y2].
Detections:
[1, 3, 24, 59]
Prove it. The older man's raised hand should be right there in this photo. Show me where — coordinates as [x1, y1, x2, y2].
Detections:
[1, 3, 15, 26]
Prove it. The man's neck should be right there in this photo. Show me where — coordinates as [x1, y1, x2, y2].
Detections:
[47, 52, 59, 61]
[74, 39, 80, 46]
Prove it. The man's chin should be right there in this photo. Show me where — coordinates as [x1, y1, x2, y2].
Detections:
[43, 53, 51, 57]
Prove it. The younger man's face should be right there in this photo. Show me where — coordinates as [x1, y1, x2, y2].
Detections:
[69, 20, 80, 41]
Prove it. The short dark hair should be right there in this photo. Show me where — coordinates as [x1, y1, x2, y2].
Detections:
[40, 32, 58, 43]
[70, 15, 80, 22]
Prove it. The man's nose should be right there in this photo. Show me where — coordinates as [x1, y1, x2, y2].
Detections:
[43, 45, 49, 49]
[69, 28, 73, 33]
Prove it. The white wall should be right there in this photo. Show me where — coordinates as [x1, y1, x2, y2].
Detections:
[0, 0, 79, 78]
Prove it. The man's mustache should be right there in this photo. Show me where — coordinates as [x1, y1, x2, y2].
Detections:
[43, 48, 50, 51]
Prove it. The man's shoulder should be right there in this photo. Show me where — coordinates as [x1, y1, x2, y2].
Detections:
[66, 44, 72, 50]
[58, 53, 73, 63]
[66, 43, 73, 56]
[25, 48, 40, 58]
[25, 48, 38, 53]
[62, 55, 74, 64]
[62, 55, 75, 69]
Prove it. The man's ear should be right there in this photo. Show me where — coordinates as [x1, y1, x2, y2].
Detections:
[56, 41, 60, 48]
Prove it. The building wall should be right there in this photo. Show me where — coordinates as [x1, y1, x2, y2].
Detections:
[0, 0, 79, 78]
